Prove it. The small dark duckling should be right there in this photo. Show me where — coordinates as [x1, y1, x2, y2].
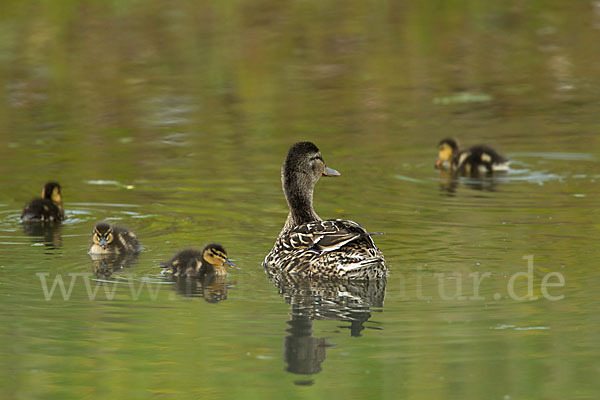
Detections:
[89, 222, 140, 254]
[436, 138, 509, 175]
[21, 182, 65, 222]
[162, 244, 238, 278]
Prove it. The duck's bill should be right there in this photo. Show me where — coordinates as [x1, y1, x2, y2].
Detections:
[435, 159, 444, 169]
[224, 259, 239, 269]
[323, 166, 341, 177]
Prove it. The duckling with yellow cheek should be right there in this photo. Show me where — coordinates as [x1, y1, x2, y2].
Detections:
[89, 222, 140, 254]
[162, 244, 238, 278]
[436, 138, 509, 175]
[21, 182, 65, 222]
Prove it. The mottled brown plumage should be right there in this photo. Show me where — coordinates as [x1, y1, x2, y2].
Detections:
[263, 142, 387, 280]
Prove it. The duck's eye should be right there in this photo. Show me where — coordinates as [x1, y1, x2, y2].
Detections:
[106, 233, 114, 243]
[93, 233, 100, 244]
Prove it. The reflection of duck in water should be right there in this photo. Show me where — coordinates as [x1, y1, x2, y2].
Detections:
[284, 313, 332, 377]
[437, 168, 500, 194]
[90, 252, 139, 280]
[268, 272, 386, 379]
[436, 138, 509, 176]
[162, 244, 238, 303]
[171, 275, 233, 303]
[89, 222, 140, 254]
[21, 182, 65, 222]
[263, 142, 387, 280]
[22, 221, 62, 249]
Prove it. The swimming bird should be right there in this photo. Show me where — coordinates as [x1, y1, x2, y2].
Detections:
[89, 222, 140, 254]
[162, 244, 238, 278]
[436, 138, 509, 175]
[263, 142, 387, 280]
[21, 182, 65, 222]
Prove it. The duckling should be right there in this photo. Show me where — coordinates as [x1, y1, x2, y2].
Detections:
[436, 138, 509, 175]
[89, 222, 140, 254]
[162, 244, 238, 278]
[263, 142, 387, 280]
[21, 182, 65, 222]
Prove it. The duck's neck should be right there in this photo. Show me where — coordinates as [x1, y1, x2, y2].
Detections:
[281, 171, 321, 233]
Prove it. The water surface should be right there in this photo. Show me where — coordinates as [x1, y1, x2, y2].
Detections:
[1, 1, 600, 399]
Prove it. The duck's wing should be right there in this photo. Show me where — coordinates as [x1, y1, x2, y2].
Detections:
[286, 219, 378, 252]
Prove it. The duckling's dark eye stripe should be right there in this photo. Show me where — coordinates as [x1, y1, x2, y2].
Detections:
[310, 155, 323, 161]
[210, 250, 226, 258]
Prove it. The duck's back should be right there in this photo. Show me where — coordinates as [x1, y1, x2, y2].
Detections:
[163, 249, 201, 277]
[21, 199, 64, 222]
[453, 145, 509, 173]
[112, 226, 140, 253]
[263, 219, 387, 280]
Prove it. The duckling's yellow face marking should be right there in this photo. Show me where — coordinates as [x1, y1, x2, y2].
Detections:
[203, 248, 229, 266]
[41, 185, 63, 206]
[93, 227, 114, 249]
[51, 187, 62, 206]
[437, 143, 454, 163]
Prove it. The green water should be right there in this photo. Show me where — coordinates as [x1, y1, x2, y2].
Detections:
[1, 1, 600, 399]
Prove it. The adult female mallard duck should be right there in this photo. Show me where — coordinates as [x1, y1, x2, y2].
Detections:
[263, 142, 387, 280]
[436, 138, 509, 175]
[162, 244, 238, 278]
[89, 222, 140, 254]
[21, 182, 65, 222]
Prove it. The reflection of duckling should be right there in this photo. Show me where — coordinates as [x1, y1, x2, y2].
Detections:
[172, 274, 232, 303]
[21, 182, 65, 222]
[162, 244, 237, 278]
[22, 221, 63, 249]
[436, 138, 509, 175]
[90, 252, 139, 280]
[89, 222, 140, 254]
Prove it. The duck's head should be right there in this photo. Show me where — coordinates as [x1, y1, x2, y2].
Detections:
[282, 142, 340, 188]
[202, 243, 238, 269]
[436, 138, 459, 169]
[93, 222, 114, 249]
[41, 182, 63, 206]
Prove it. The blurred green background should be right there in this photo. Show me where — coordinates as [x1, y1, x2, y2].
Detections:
[1, 1, 599, 399]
